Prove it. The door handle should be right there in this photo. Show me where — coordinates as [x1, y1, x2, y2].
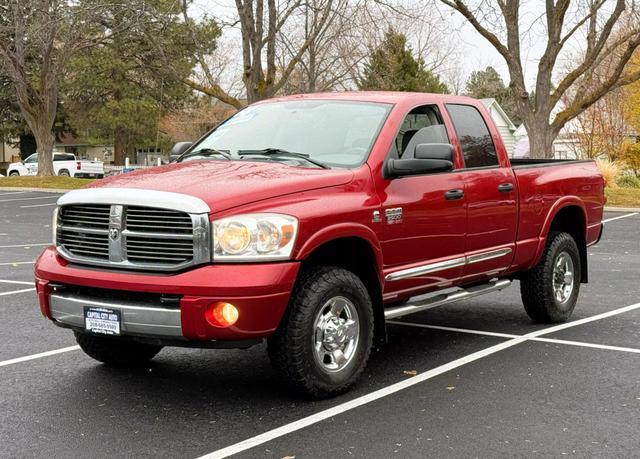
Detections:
[498, 183, 514, 193]
[444, 189, 464, 200]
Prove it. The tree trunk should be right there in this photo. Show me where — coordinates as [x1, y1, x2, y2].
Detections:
[32, 120, 56, 176]
[526, 119, 556, 159]
[113, 127, 126, 166]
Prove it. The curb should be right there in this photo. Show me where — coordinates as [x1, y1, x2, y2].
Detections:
[604, 206, 640, 213]
[0, 187, 70, 193]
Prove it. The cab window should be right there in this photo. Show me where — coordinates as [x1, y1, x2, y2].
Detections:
[394, 105, 449, 159]
[24, 154, 38, 164]
[445, 104, 498, 168]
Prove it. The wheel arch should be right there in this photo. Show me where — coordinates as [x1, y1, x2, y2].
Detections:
[535, 199, 588, 283]
[295, 225, 386, 342]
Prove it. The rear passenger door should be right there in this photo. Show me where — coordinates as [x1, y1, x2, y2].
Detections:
[444, 103, 517, 282]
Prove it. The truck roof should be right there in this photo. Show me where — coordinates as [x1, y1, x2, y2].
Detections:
[258, 91, 481, 106]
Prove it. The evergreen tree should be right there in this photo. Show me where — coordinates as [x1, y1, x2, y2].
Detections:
[358, 30, 448, 93]
[465, 66, 521, 124]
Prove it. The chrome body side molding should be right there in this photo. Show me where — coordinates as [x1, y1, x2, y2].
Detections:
[385, 248, 513, 282]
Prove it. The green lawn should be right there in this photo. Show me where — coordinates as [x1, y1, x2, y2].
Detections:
[605, 187, 640, 208]
[0, 176, 95, 190]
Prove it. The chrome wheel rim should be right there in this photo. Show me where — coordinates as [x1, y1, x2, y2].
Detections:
[553, 251, 574, 304]
[313, 296, 360, 373]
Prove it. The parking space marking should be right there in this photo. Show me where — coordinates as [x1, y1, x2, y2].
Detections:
[0, 196, 59, 203]
[0, 191, 31, 196]
[20, 202, 57, 208]
[602, 212, 638, 224]
[389, 322, 640, 355]
[0, 243, 49, 248]
[0, 346, 79, 368]
[199, 301, 640, 459]
[0, 279, 33, 285]
[0, 287, 35, 297]
[0, 261, 35, 266]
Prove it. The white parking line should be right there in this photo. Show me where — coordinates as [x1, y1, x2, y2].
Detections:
[602, 212, 638, 224]
[20, 202, 57, 208]
[0, 346, 80, 368]
[0, 191, 31, 196]
[0, 261, 35, 266]
[389, 322, 640, 354]
[0, 287, 35, 297]
[0, 196, 58, 203]
[199, 301, 640, 459]
[0, 279, 33, 285]
[0, 243, 49, 248]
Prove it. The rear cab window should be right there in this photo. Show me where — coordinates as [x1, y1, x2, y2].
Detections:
[445, 104, 498, 168]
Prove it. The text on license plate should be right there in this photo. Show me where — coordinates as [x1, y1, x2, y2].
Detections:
[84, 307, 121, 336]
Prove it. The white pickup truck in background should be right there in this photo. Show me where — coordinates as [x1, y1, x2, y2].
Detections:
[7, 153, 104, 178]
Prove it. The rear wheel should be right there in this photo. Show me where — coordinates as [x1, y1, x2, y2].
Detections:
[58, 169, 70, 177]
[268, 267, 374, 398]
[75, 332, 162, 367]
[520, 232, 581, 323]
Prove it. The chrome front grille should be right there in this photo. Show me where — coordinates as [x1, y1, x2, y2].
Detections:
[57, 205, 111, 260]
[56, 201, 210, 271]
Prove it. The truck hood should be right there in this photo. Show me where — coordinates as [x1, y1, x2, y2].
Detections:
[89, 160, 354, 212]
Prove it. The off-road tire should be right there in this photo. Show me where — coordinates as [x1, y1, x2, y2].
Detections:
[520, 231, 581, 323]
[268, 266, 374, 398]
[75, 332, 162, 367]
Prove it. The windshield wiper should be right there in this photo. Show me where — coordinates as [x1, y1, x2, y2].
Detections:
[181, 148, 232, 161]
[237, 148, 329, 169]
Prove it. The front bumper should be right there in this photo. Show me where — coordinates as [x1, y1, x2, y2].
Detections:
[35, 247, 300, 342]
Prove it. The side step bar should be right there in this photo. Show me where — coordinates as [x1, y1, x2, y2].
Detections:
[384, 279, 512, 320]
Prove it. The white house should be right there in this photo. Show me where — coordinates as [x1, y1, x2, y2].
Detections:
[481, 98, 517, 156]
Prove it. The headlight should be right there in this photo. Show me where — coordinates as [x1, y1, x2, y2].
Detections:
[212, 213, 298, 261]
[52, 207, 59, 245]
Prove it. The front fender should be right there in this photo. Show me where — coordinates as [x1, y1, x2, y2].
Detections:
[295, 222, 384, 284]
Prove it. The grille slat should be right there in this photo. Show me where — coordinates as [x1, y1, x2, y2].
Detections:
[57, 204, 198, 269]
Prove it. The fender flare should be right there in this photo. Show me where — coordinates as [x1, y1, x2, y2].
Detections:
[531, 196, 587, 268]
[295, 223, 384, 284]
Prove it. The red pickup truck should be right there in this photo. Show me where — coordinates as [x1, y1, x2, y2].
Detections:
[35, 92, 604, 397]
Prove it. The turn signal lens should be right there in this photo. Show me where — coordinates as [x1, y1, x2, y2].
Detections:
[205, 302, 239, 328]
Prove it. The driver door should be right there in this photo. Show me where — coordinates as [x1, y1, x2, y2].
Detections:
[379, 104, 467, 299]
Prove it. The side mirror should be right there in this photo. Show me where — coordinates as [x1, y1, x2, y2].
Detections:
[414, 143, 454, 162]
[385, 143, 454, 178]
[169, 141, 193, 162]
[385, 158, 453, 178]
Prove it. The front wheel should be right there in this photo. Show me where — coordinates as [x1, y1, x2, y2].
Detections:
[9, 171, 19, 176]
[75, 332, 163, 367]
[520, 232, 581, 323]
[268, 267, 374, 398]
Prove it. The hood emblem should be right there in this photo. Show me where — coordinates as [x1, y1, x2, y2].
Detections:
[109, 228, 120, 240]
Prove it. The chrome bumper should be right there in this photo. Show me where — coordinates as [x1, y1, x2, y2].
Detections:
[50, 293, 182, 338]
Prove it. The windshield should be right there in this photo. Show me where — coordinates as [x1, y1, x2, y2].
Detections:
[182, 100, 391, 168]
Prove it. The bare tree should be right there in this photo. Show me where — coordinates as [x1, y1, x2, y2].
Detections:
[0, 0, 134, 175]
[438, 0, 640, 158]
[182, 0, 337, 106]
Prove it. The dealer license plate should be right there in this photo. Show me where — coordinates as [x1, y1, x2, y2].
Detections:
[84, 307, 121, 336]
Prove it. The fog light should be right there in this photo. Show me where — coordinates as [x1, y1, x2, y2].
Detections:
[205, 302, 239, 328]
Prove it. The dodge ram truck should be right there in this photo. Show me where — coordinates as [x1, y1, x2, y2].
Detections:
[35, 92, 605, 397]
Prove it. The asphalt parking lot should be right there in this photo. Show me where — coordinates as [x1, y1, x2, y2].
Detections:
[0, 189, 638, 458]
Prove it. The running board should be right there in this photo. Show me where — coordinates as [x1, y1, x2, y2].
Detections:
[384, 279, 512, 320]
